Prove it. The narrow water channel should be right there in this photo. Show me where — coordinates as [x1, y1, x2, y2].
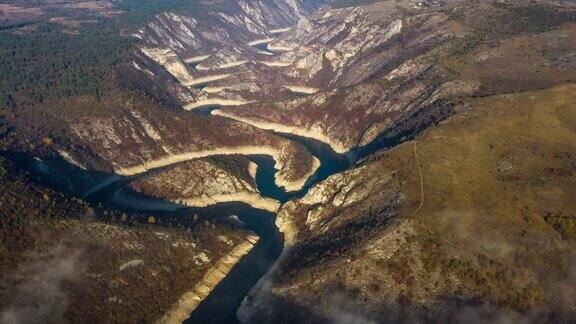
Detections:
[252, 42, 274, 55]
[148, 34, 414, 322]
[190, 104, 222, 116]
[72, 131, 350, 324]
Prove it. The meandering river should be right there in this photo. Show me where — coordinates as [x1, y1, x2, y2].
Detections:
[3, 116, 401, 324]
[184, 133, 350, 323]
[104, 132, 350, 324]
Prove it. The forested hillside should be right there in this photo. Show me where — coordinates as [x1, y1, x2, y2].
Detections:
[0, 21, 133, 107]
[0, 0, 274, 109]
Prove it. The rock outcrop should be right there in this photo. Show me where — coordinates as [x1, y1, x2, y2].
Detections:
[158, 235, 259, 324]
[129, 156, 280, 212]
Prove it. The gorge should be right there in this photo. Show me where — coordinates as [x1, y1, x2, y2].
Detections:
[1, 0, 576, 323]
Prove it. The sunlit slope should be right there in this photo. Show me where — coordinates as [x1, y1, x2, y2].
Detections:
[241, 84, 576, 322]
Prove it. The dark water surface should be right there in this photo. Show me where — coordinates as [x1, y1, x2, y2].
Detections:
[190, 104, 222, 116]
[252, 42, 274, 55]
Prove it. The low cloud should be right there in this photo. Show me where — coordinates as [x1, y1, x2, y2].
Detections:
[434, 210, 514, 260]
[326, 292, 378, 324]
[0, 246, 85, 324]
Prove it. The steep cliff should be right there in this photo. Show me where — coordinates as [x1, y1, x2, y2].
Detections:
[216, 0, 576, 154]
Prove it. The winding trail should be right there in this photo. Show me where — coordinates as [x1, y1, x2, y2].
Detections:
[410, 141, 425, 217]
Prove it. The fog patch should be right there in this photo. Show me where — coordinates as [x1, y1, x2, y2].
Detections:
[545, 254, 576, 317]
[326, 292, 378, 324]
[451, 304, 533, 324]
[0, 246, 85, 324]
[237, 250, 287, 323]
[434, 210, 514, 260]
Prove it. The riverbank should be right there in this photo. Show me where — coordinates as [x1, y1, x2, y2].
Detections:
[280, 155, 320, 192]
[183, 98, 249, 110]
[247, 38, 274, 47]
[184, 55, 211, 64]
[112, 182, 281, 214]
[212, 110, 348, 154]
[270, 27, 291, 34]
[157, 235, 260, 324]
[283, 85, 319, 95]
[267, 44, 294, 53]
[179, 192, 280, 213]
[258, 61, 291, 67]
[197, 60, 248, 71]
[184, 74, 231, 87]
[113, 146, 318, 192]
[202, 86, 231, 93]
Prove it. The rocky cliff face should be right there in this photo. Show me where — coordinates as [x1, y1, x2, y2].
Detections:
[130, 155, 257, 200]
[207, 0, 576, 154]
[135, 0, 323, 65]
[3, 85, 317, 194]
[3, 0, 574, 179]
[113, 1, 487, 161]
[2, 1, 576, 322]
[239, 85, 576, 323]
[0, 0, 330, 196]
[127, 0, 458, 154]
